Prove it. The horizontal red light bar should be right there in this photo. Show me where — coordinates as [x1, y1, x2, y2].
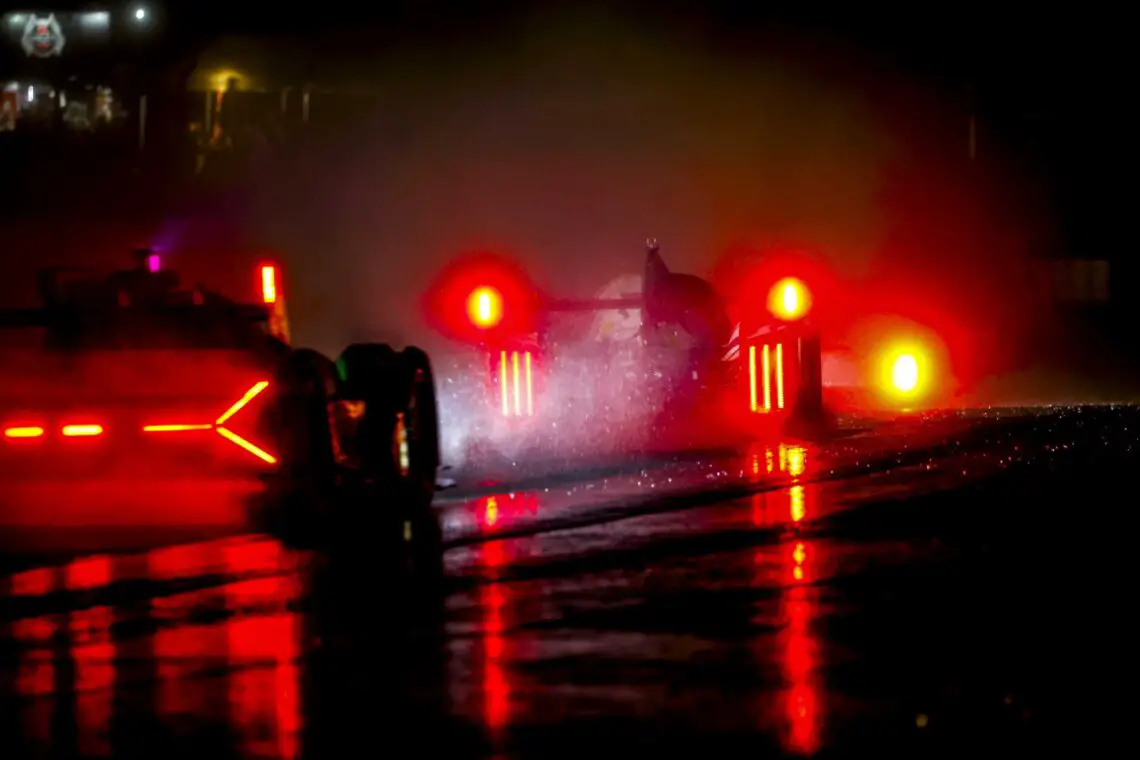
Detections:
[61, 424, 104, 437]
[3, 383, 275, 464]
[4, 425, 45, 439]
[3, 424, 104, 439]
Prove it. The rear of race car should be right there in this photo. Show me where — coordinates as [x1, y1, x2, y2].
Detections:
[426, 244, 964, 468]
[0, 347, 280, 527]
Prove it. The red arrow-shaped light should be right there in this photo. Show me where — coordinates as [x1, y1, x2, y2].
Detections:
[143, 381, 277, 464]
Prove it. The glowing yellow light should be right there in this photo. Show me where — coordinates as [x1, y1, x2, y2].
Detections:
[62, 424, 103, 437]
[782, 284, 798, 314]
[260, 265, 277, 304]
[877, 340, 934, 405]
[467, 287, 502, 328]
[4, 426, 44, 438]
[891, 353, 919, 393]
[208, 69, 245, 92]
[768, 277, 811, 320]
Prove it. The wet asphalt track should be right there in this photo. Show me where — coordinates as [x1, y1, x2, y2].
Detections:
[1, 406, 1137, 758]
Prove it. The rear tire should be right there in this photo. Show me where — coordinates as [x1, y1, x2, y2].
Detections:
[337, 343, 403, 482]
[269, 348, 339, 546]
[336, 342, 444, 584]
[401, 345, 441, 498]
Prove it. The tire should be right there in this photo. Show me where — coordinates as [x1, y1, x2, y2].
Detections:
[397, 347, 444, 585]
[337, 343, 402, 406]
[401, 345, 441, 498]
[269, 348, 339, 545]
[336, 343, 403, 482]
[336, 342, 444, 584]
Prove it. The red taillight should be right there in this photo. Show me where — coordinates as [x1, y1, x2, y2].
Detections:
[3, 423, 103, 439]
[748, 342, 789, 413]
[768, 277, 811, 321]
[261, 265, 278, 304]
[4, 425, 45, 439]
[3, 384, 275, 463]
[61, 424, 103, 437]
[141, 424, 212, 432]
[495, 350, 534, 417]
[424, 251, 540, 344]
[143, 380, 277, 464]
[259, 262, 292, 343]
[467, 286, 504, 329]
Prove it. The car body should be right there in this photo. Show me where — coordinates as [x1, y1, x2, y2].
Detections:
[1, 250, 442, 552]
[427, 239, 953, 467]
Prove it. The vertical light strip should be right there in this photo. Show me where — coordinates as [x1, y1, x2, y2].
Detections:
[512, 351, 521, 416]
[260, 265, 277, 303]
[762, 344, 771, 411]
[775, 343, 785, 409]
[525, 351, 533, 416]
[748, 345, 758, 412]
[500, 350, 509, 416]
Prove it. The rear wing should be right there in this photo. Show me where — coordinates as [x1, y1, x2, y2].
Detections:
[543, 240, 661, 314]
[0, 258, 291, 345]
[546, 296, 643, 313]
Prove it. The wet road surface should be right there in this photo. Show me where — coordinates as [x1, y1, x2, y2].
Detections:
[2, 407, 1135, 757]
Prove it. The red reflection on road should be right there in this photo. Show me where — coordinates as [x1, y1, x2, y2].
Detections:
[749, 444, 813, 530]
[747, 442, 808, 481]
[227, 612, 300, 758]
[781, 494, 823, 754]
[148, 541, 219, 580]
[789, 486, 806, 523]
[223, 540, 300, 760]
[783, 579, 820, 755]
[479, 491, 541, 529]
[151, 541, 216, 719]
[752, 453, 825, 755]
[65, 555, 113, 591]
[8, 567, 53, 596]
[785, 445, 806, 478]
[10, 559, 117, 755]
[6, 537, 298, 758]
[745, 448, 815, 531]
[71, 605, 115, 757]
[13, 615, 55, 747]
[146, 538, 300, 756]
[481, 538, 513, 732]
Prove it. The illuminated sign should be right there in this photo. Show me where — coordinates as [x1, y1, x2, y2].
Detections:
[21, 13, 65, 57]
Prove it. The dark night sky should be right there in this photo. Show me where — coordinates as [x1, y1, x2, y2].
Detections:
[9, 1, 1126, 183]
[11, 1, 1126, 120]
[171, 0, 1130, 183]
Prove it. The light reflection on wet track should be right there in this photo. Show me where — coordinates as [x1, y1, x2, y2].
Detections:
[2, 406, 1134, 757]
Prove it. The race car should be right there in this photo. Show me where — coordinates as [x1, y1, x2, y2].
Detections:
[425, 239, 950, 462]
[0, 249, 442, 555]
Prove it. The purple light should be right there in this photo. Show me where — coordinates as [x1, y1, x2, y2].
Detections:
[146, 254, 160, 273]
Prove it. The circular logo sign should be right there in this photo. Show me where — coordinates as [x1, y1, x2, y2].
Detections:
[22, 14, 66, 58]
